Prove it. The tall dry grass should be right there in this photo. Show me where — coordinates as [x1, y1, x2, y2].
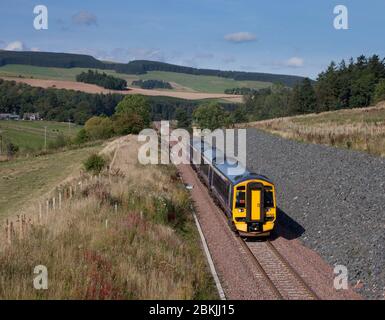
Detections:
[0, 135, 217, 299]
[246, 102, 385, 157]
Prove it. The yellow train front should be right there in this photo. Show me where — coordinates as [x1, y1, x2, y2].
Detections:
[191, 139, 277, 237]
[230, 174, 276, 237]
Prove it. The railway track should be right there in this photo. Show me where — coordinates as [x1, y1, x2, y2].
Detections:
[185, 162, 320, 300]
[238, 238, 319, 300]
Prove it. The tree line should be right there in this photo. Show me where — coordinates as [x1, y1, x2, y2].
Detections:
[76, 70, 127, 90]
[115, 60, 304, 87]
[79, 95, 245, 140]
[224, 87, 259, 95]
[77, 95, 152, 143]
[244, 55, 385, 121]
[131, 79, 172, 90]
[0, 78, 238, 125]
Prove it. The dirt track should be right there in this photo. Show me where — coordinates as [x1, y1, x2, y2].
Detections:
[1, 77, 243, 103]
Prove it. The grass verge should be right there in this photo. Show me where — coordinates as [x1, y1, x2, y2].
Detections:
[0, 135, 218, 299]
[0, 144, 102, 219]
[244, 101, 385, 157]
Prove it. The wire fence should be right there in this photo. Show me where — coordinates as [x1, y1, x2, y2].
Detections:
[2, 172, 117, 247]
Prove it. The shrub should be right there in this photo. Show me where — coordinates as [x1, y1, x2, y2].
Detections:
[193, 102, 227, 130]
[112, 113, 146, 135]
[74, 128, 89, 144]
[83, 154, 106, 174]
[6, 143, 19, 157]
[84, 116, 114, 140]
[48, 133, 68, 150]
[115, 95, 151, 127]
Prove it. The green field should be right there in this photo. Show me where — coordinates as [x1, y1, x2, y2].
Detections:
[0, 64, 272, 93]
[0, 144, 101, 219]
[140, 71, 272, 93]
[0, 120, 82, 152]
[0, 64, 139, 83]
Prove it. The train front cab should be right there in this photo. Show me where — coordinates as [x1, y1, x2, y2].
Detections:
[232, 178, 276, 237]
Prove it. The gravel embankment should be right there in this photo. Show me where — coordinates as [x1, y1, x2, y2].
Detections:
[246, 128, 385, 299]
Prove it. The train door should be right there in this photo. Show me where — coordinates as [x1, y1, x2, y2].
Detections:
[246, 182, 265, 222]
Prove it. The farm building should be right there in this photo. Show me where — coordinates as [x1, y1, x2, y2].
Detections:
[0, 113, 20, 120]
[23, 113, 41, 121]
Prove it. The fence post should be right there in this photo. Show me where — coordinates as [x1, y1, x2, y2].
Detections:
[46, 200, 49, 215]
[6, 219, 11, 245]
[22, 215, 26, 235]
[39, 202, 42, 223]
[52, 197, 56, 211]
[69, 186, 73, 199]
[18, 215, 23, 240]
[10, 221, 14, 244]
[59, 192, 62, 210]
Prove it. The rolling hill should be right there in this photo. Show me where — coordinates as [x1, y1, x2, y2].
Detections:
[0, 50, 306, 89]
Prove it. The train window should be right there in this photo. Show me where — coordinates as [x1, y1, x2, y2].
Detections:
[213, 171, 229, 202]
[264, 189, 274, 208]
[201, 164, 209, 176]
[235, 191, 246, 208]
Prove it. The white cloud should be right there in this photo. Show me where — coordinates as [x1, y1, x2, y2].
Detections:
[285, 57, 304, 68]
[224, 32, 256, 43]
[72, 11, 98, 26]
[4, 40, 26, 51]
[2, 41, 39, 52]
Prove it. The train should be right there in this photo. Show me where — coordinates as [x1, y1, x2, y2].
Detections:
[190, 137, 277, 237]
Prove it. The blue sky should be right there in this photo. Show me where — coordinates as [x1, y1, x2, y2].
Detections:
[0, 0, 384, 78]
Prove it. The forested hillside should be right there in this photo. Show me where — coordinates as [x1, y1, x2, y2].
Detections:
[0, 79, 237, 124]
[244, 55, 385, 121]
[114, 60, 305, 87]
[0, 50, 104, 69]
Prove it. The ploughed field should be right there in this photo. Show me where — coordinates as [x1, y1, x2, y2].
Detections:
[0, 77, 243, 103]
[0, 64, 271, 97]
[245, 128, 385, 299]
